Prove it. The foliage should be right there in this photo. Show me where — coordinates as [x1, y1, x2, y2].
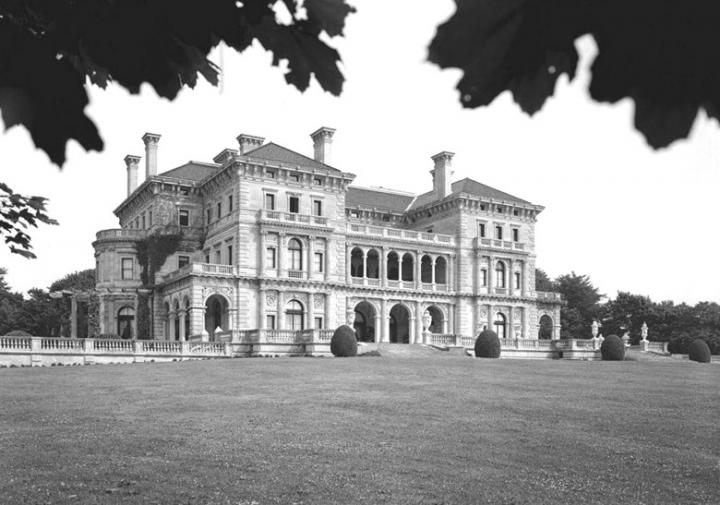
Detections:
[49, 269, 96, 293]
[554, 272, 602, 339]
[330, 325, 357, 357]
[687, 339, 711, 363]
[600, 335, 625, 361]
[535, 268, 555, 292]
[474, 329, 500, 358]
[136, 230, 183, 286]
[0, 182, 58, 259]
[136, 291, 152, 340]
[429, 0, 720, 149]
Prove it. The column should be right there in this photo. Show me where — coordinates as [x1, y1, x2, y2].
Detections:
[346, 245, 352, 283]
[431, 257, 436, 288]
[169, 313, 176, 341]
[374, 311, 381, 343]
[381, 298, 388, 343]
[380, 247, 386, 287]
[70, 296, 78, 338]
[98, 296, 105, 334]
[324, 239, 330, 282]
[507, 307, 514, 339]
[278, 233, 286, 278]
[307, 236, 315, 280]
[362, 249, 367, 285]
[448, 254, 454, 291]
[508, 258, 514, 296]
[258, 289, 266, 329]
[415, 300, 423, 344]
[133, 295, 139, 338]
[488, 255, 495, 291]
[415, 251, 421, 289]
[277, 293, 284, 329]
[259, 231, 266, 275]
[521, 261, 527, 297]
[179, 310, 186, 341]
[308, 293, 315, 328]
[448, 304, 454, 335]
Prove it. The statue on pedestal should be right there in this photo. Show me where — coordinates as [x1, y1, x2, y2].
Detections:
[641, 322, 648, 341]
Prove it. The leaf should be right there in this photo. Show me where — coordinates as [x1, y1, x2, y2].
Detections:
[429, 0, 720, 148]
[305, 0, 356, 37]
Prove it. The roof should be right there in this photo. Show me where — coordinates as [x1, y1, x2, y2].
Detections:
[409, 177, 532, 210]
[243, 142, 341, 172]
[158, 161, 220, 182]
[346, 186, 415, 213]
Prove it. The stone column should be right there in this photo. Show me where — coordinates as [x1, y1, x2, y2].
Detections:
[346, 245, 352, 283]
[307, 236, 315, 280]
[258, 289, 266, 330]
[278, 233, 286, 277]
[381, 298, 388, 343]
[507, 307, 514, 339]
[277, 293, 284, 330]
[508, 258, 514, 296]
[447, 304, 453, 334]
[448, 254, 455, 291]
[308, 292, 315, 328]
[324, 239, 330, 282]
[133, 295, 139, 339]
[488, 255, 495, 291]
[431, 256, 436, 287]
[380, 247, 386, 287]
[179, 310, 186, 341]
[70, 296, 78, 338]
[98, 296, 105, 334]
[259, 231, 266, 275]
[362, 249, 367, 286]
[415, 251, 421, 289]
[415, 300, 423, 344]
[169, 313, 176, 341]
[374, 311, 381, 343]
[521, 261, 527, 297]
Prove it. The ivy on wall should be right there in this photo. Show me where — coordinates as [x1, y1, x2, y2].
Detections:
[136, 291, 151, 340]
[136, 228, 183, 287]
[86, 294, 100, 337]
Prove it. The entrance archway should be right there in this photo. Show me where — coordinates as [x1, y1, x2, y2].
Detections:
[389, 304, 410, 343]
[426, 305, 444, 334]
[205, 295, 229, 336]
[539, 315, 553, 339]
[494, 312, 507, 339]
[117, 306, 135, 339]
[354, 301, 376, 342]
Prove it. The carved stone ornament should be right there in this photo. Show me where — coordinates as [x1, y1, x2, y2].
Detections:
[479, 308, 488, 320]
[513, 307, 522, 318]
[266, 292, 276, 307]
[313, 294, 324, 309]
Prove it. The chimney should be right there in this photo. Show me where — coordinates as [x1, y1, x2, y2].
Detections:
[124, 155, 141, 196]
[310, 127, 335, 165]
[142, 132, 161, 178]
[430, 151, 454, 200]
[236, 134, 265, 154]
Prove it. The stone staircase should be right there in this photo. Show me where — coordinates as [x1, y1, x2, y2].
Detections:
[358, 343, 464, 358]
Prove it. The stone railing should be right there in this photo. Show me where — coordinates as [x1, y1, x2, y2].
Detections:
[162, 262, 238, 283]
[260, 210, 330, 227]
[536, 291, 563, 302]
[95, 228, 146, 241]
[346, 223, 456, 246]
[350, 276, 449, 291]
[429, 334, 458, 346]
[474, 237, 525, 252]
[0, 337, 231, 367]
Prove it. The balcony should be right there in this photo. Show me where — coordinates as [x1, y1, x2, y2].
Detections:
[346, 224, 455, 246]
[260, 210, 330, 228]
[162, 262, 238, 284]
[474, 237, 526, 252]
[350, 276, 450, 292]
[95, 228, 146, 242]
[536, 291, 562, 302]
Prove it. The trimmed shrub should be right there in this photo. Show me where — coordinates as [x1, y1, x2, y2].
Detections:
[331, 325, 358, 357]
[601, 334, 625, 361]
[688, 339, 711, 363]
[3, 329, 32, 337]
[474, 329, 500, 358]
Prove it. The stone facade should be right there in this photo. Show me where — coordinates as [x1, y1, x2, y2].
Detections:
[91, 128, 562, 342]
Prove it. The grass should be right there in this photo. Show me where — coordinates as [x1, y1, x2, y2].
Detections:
[0, 357, 718, 504]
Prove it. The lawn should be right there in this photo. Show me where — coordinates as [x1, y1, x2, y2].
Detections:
[0, 356, 718, 504]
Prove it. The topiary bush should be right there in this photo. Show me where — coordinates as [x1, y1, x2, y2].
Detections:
[331, 325, 357, 357]
[688, 339, 711, 363]
[474, 329, 500, 358]
[601, 334, 625, 361]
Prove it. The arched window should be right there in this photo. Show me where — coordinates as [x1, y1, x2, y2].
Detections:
[117, 306, 135, 339]
[184, 298, 191, 339]
[285, 300, 304, 330]
[366, 249, 380, 279]
[494, 312, 507, 339]
[174, 300, 181, 340]
[495, 261, 506, 288]
[420, 255, 433, 283]
[387, 252, 399, 280]
[401, 253, 414, 281]
[435, 256, 447, 284]
[288, 238, 303, 271]
[350, 247, 364, 277]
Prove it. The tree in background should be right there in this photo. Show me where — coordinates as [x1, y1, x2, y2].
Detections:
[0, 267, 23, 335]
[0, 0, 354, 257]
[534, 268, 555, 292]
[554, 272, 602, 339]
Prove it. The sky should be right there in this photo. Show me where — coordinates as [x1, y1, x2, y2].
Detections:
[1, 1, 718, 305]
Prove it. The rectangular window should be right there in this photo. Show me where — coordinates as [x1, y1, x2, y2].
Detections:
[313, 200, 322, 216]
[314, 317, 323, 329]
[495, 226, 503, 240]
[512, 228, 519, 242]
[265, 193, 275, 210]
[135, 217, 139, 229]
[179, 210, 189, 226]
[314, 252, 323, 272]
[121, 258, 133, 280]
[205, 254, 210, 264]
[289, 196, 299, 213]
[266, 247, 276, 268]
[227, 245, 233, 265]
[215, 250, 221, 264]
[289, 249, 302, 271]
[149, 210, 153, 227]
[479, 223, 486, 238]
[267, 170, 275, 178]
[228, 194, 233, 212]
[266, 315, 276, 329]
[514, 272, 521, 290]
[207, 208, 212, 223]
[178, 255, 190, 268]
[142, 214, 146, 229]
[481, 269, 487, 287]
[217, 201, 222, 218]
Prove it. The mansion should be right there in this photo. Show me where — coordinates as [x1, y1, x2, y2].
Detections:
[91, 128, 562, 344]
